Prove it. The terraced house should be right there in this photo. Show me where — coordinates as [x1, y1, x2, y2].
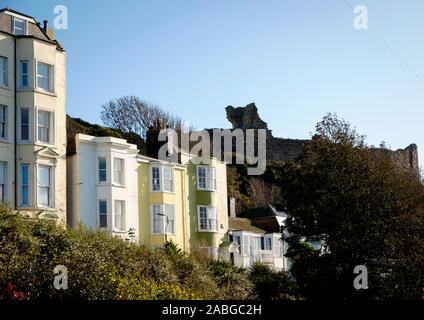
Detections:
[0, 8, 67, 224]
[67, 133, 229, 256]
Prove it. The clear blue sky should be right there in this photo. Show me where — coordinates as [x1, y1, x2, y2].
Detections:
[4, 0, 424, 161]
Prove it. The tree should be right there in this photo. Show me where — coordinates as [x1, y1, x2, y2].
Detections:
[277, 113, 424, 300]
[101, 96, 184, 139]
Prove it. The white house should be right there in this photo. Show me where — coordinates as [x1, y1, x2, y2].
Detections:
[67, 134, 139, 242]
[224, 217, 288, 271]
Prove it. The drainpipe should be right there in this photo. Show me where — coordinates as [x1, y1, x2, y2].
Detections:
[13, 37, 17, 209]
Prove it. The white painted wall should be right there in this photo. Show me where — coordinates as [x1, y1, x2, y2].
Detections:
[227, 230, 287, 272]
[67, 134, 140, 243]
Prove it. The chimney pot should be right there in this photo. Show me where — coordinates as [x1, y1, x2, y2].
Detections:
[43, 20, 48, 31]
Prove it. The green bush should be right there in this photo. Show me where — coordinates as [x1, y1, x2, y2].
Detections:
[0, 207, 272, 300]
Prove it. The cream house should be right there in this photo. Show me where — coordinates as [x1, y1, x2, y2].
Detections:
[0, 8, 67, 223]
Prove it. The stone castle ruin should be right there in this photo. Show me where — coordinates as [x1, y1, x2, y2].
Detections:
[222, 103, 419, 173]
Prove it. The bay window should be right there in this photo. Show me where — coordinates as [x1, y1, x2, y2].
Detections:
[37, 110, 53, 144]
[197, 166, 216, 191]
[37, 165, 52, 208]
[198, 206, 217, 232]
[0, 105, 7, 140]
[37, 62, 52, 92]
[113, 158, 124, 185]
[114, 200, 125, 231]
[0, 162, 6, 203]
[151, 204, 175, 234]
[151, 165, 174, 192]
[20, 61, 29, 88]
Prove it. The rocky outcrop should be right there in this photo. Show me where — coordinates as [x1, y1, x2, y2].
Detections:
[223, 103, 419, 172]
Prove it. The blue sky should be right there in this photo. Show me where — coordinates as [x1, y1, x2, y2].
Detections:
[4, 0, 424, 160]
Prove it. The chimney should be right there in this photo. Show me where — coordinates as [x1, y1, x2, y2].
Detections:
[228, 197, 236, 218]
[43, 20, 48, 32]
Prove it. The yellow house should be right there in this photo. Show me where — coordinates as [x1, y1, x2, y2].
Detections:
[0, 8, 67, 224]
[137, 155, 190, 251]
[137, 152, 229, 255]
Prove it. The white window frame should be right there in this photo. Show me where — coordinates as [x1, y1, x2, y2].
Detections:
[98, 200, 107, 228]
[197, 205, 218, 232]
[0, 56, 8, 87]
[0, 105, 7, 140]
[150, 165, 174, 193]
[19, 60, 30, 89]
[13, 17, 27, 35]
[36, 61, 53, 93]
[0, 162, 7, 203]
[113, 200, 126, 232]
[98, 157, 107, 183]
[261, 236, 272, 251]
[20, 163, 30, 207]
[197, 165, 216, 191]
[113, 158, 124, 185]
[37, 164, 53, 208]
[151, 204, 175, 235]
[20, 108, 30, 142]
[37, 109, 54, 144]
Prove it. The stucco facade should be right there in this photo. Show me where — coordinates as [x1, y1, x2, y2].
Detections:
[0, 9, 67, 224]
[67, 134, 139, 242]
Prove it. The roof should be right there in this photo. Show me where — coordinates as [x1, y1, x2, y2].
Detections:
[238, 205, 287, 219]
[228, 217, 266, 234]
[0, 8, 64, 51]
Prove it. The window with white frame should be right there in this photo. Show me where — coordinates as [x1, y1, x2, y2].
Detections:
[0, 105, 7, 140]
[20, 164, 29, 206]
[13, 18, 26, 35]
[151, 204, 175, 234]
[261, 237, 272, 251]
[197, 166, 216, 191]
[98, 158, 107, 182]
[37, 62, 52, 92]
[20, 61, 29, 89]
[99, 200, 107, 228]
[151, 167, 160, 191]
[20, 108, 30, 141]
[151, 165, 174, 192]
[114, 200, 125, 231]
[0, 162, 6, 203]
[37, 110, 53, 144]
[0, 56, 8, 87]
[163, 166, 173, 192]
[37, 165, 52, 208]
[198, 206, 217, 232]
[113, 158, 124, 185]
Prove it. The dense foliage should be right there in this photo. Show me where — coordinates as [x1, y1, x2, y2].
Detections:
[268, 114, 424, 300]
[0, 208, 294, 300]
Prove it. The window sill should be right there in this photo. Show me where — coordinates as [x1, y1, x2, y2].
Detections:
[0, 139, 11, 144]
[112, 183, 126, 188]
[18, 140, 33, 144]
[112, 229, 127, 234]
[197, 230, 218, 233]
[35, 141, 56, 149]
[0, 85, 10, 91]
[150, 190, 175, 194]
[151, 232, 176, 236]
[197, 188, 216, 192]
[35, 89, 57, 97]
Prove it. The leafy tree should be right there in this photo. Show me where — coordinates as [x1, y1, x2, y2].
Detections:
[277, 114, 424, 300]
